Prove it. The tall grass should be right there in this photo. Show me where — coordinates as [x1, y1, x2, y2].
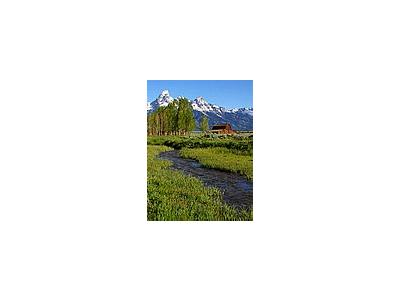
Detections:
[147, 135, 252, 154]
[147, 145, 252, 221]
[180, 147, 253, 180]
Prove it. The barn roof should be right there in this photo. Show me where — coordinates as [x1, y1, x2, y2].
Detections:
[211, 124, 232, 130]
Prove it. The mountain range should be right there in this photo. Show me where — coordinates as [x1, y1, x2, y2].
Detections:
[147, 90, 253, 131]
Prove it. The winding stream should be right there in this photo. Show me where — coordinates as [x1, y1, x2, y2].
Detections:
[158, 150, 253, 210]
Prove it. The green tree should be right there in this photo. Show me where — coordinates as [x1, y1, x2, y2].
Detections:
[177, 97, 195, 134]
[176, 98, 187, 134]
[200, 114, 208, 132]
[169, 100, 179, 135]
[185, 102, 196, 134]
[147, 97, 196, 136]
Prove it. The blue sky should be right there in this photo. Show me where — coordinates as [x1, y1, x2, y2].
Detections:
[147, 80, 253, 109]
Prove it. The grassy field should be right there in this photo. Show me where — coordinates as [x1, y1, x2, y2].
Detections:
[147, 134, 252, 154]
[180, 147, 253, 180]
[147, 145, 252, 221]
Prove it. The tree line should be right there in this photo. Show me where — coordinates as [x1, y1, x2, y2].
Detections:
[147, 98, 203, 135]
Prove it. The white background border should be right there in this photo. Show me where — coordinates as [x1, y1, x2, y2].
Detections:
[1, 0, 400, 299]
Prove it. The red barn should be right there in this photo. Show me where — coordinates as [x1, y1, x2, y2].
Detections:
[209, 123, 235, 134]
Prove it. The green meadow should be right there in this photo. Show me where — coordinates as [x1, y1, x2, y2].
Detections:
[180, 147, 253, 180]
[147, 144, 252, 221]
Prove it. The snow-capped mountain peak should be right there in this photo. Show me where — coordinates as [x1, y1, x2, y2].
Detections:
[193, 96, 207, 104]
[154, 90, 174, 107]
[226, 107, 253, 116]
[160, 89, 170, 97]
[191, 96, 221, 113]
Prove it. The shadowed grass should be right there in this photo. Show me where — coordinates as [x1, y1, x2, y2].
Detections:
[147, 145, 252, 221]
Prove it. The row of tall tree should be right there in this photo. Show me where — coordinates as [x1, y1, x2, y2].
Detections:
[148, 97, 208, 135]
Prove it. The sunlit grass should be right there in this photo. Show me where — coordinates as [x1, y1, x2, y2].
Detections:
[180, 147, 253, 180]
